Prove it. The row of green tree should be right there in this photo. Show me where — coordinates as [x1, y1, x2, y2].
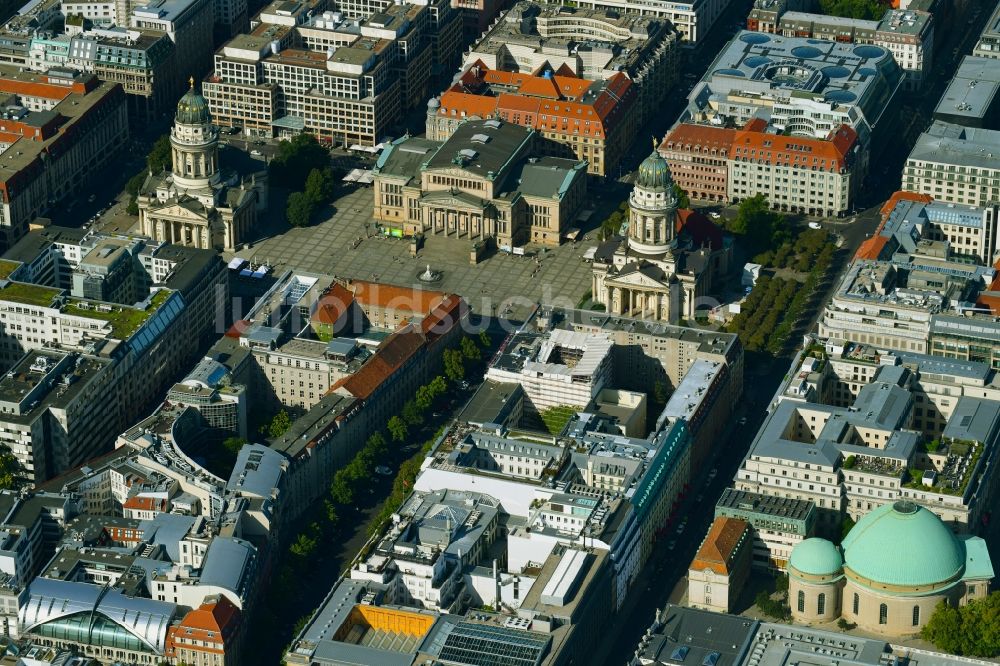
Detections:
[754, 228, 832, 273]
[262, 330, 493, 653]
[727, 242, 834, 355]
[273, 134, 338, 227]
[923, 593, 1000, 657]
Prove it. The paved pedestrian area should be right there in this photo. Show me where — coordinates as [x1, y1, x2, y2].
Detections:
[242, 186, 597, 319]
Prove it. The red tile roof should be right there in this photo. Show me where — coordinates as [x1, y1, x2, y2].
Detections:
[225, 320, 251, 338]
[554, 63, 578, 78]
[690, 516, 750, 575]
[855, 235, 889, 261]
[661, 124, 737, 153]
[438, 63, 633, 140]
[123, 496, 167, 513]
[879, 191, 933, 220]
[976, 293, 1000, 315]
[312, 283, 354, 325]
[421, 294, 466, 343]
[348, 281, 447, 315]
[729, 123, 858, 171]
[335, 326, 427, 400]
[166, 596, 241, 656]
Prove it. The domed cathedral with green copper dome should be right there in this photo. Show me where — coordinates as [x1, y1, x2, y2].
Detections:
[635, 141, 676, 193]
[175, 77, 212, 125]
[135, 78, 263, 252]
[589, 136, 730, 324]
[787, 501, 995, 637]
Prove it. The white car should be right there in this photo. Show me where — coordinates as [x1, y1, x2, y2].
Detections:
[709, 212, 721, 219]
[250, 149, 263, 157]
[808, 221, 822, 230]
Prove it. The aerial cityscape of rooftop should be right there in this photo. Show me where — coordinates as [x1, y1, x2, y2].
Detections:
[0, 0, 992, 662]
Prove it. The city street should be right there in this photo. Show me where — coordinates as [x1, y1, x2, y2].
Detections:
[595, 353, 788, 663]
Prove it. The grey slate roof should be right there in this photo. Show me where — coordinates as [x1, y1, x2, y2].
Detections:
[514, 157, 586, 200]
[199, 536, 255, 599]
[943, 397, 1000, 444]
[908, 121, 1000, 170]
[227, 444, 286, 499]
[425, 120, 532, 180]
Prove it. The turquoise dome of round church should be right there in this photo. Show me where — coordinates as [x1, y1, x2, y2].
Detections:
[842, 501, 964, 587]
[636, 148, 672, 190]
[176, 79, 211, 125]
[789, 537, 842, 576]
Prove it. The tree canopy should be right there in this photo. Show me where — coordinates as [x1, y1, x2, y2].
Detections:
[819, 0, 885, 20]
[263, 410, 293, 439]
[286, 192, 313, 228]
[923, 594, 1000, 657]
[0, 446, 24, 491]
[388, 416, 408, 443]
[270, 133, 329, 189]
[305, 167, 336, 206]
[729, 194, 789, 254]
[672, 184, 690, 209]
[443, 348, 465, 382]
[147, 135, 172, 174]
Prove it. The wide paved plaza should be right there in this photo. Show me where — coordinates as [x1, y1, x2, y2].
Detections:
[241, 186, 597, 320]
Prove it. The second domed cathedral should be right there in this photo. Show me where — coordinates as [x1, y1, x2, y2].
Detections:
[592, 146, 731, 323]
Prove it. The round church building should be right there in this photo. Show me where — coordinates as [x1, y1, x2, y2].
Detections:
[788, 501, 994, 637]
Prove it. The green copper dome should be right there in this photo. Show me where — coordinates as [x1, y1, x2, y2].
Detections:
[789, 538, 842, 576]
[176, 78, 211, 125]
[842, 501, 964, 587]
[636, 148, 672, 190]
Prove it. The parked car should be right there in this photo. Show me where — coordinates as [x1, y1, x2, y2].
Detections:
[250, 149, 263, 157]
[808, 221, 822, 230]
[375, 465, 393, 476]
[709, 212, 721, 219]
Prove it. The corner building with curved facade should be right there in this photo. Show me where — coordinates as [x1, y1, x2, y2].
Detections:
[788, 501, 994, 637]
